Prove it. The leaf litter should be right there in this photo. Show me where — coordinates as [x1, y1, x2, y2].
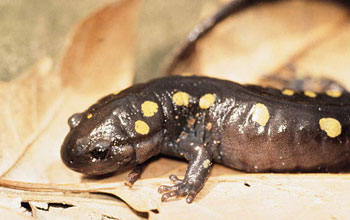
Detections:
[1, 0, 350, 219]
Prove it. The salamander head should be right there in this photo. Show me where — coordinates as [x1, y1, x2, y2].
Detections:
[61, 95, 164, 176]
[61, 108, 137, 175]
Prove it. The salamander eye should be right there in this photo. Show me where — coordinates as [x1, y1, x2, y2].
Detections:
[90, 140, 110, 160]
[68, 113, 83, 129]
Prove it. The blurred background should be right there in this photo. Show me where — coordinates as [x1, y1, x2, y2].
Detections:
[0, 0, 222, 82]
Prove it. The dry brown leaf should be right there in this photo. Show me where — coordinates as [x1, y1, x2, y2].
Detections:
[1, 0, 139, 218]
[29, 199, 140, 220]
[1, 0, 350, 219]
[0, 194, 32, 218]
[0, 205, 34, 220]
[169, 0, 350, 86]
[0, 57, 62, 177]
[0, 182, 140, 219]
[60, 0, 137, 96]
[2, 174, 350, 219]
[294, 24, 350, 86]
[2, 0, 138, 182]
[149, 175, 350, 220]
[32, 206, 101, 220]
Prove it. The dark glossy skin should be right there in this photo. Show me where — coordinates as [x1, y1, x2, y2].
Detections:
[61, 0, 350, 203]
[62, 76, 350, 203]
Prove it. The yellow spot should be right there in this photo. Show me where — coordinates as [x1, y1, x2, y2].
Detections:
[251, 103, 270, 126]
[282, 89, 295, 96]
[113, 90, 120, 95]
[319, 118, 342, 138]
[206, 122, 212, 131]
[87, 113, 93, 119]
[199, 94, 216, 109]
[141, 101, 158, 117]
[135, 120, 150, 135]
[326, 90, 342, 98]
[304, 90, 317, 98]
[203, 159, 211, 168]
[173, 91, 190, 107]
[180, 72, 194, 77]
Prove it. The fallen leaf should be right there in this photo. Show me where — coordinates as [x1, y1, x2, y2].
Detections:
[0, 57, 61, 177]
[32, 206, 102, 220]
[149, 175, 350, 220]
[2, 174, 350, 219]
[60, 0, 137, 96]
[293, 24, 350, 87]
[2, 0, 138, 182]
[1, 0, 350, 219]
[1, 0, 139, 218]
[30, 201, 140, 220]
[0, 180, 140, 219]
[0, 205, 34, 220]
[166, 0, 350, 87]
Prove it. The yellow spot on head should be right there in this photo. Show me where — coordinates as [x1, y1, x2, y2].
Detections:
[251, 103, 270, 126]
[173, 91, 190, 107]
[282, 89, 294, 96]
[141, 101, 158, 117]
[199, 94, 216, 109]
[135, 120, 150, 135]
[113, 90, 120, 95]
[326, 90, 342, 98]
[180, 72, 194, 77]
[87, 113, 93, 119]
[319, 118, 342, 138]
[203, 159, 211, 168]
[304, 90, 317, 98]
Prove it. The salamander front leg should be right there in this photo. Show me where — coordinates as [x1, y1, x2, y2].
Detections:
[158, 145, 212, 203]
[125, 164, 145, 187]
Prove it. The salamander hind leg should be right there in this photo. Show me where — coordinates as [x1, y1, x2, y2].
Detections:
[259, 64, 347, 92]
[158, 135, 213, 203]
[282, 76, 347, 93]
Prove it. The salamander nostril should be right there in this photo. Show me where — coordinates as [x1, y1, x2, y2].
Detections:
[90, 140, 110, 160]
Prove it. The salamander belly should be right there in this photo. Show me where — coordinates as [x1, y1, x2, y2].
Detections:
[217, 100, 350, 172]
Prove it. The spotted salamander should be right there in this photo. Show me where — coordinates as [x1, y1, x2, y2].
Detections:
[61, 75, 350, 203]
[61, 0, 350, 203]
